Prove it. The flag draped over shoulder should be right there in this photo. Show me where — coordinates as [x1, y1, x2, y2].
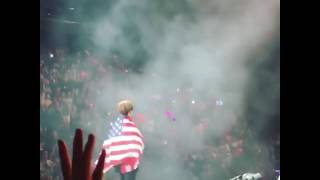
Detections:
[101, 116, 144, 174]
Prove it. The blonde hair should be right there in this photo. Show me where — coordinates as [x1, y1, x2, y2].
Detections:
[117, 100, 134, 116]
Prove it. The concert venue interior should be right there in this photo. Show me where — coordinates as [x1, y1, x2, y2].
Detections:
[40, 0, 280, 179]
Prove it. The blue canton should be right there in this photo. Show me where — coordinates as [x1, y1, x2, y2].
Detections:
[108, 116, 124, 139]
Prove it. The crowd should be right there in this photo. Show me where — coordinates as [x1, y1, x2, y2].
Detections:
[40, 48, 280, 180]
[40, 48, 106, 180]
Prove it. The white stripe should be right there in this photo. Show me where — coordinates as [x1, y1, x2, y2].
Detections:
[103, 165, 113, 173]
[106, 144, 143, 154]
[125, 164, 132, 172]
[122, 126, 143, 137]
[103, 135, 144, 147]
[123, 119, 135, 124]
[105, 152, 140, 162]
[122, 119, 144, 138]
[133, 161, 139, 170]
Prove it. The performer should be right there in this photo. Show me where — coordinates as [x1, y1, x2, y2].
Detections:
[100, 100, 144, 180]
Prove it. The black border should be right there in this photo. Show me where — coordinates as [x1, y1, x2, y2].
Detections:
[0, 0, 38, 178]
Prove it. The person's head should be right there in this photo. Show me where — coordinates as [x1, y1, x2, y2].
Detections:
[117, 100, 134, 117]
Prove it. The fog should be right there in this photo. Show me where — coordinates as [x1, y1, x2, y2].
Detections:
[42, 0, 280, 179]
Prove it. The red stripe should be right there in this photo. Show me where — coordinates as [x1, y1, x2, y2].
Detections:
[103, 157, 139, 169]
[103, 162, 118, 172]
[122, 123, 136, 127]
[103, 140, 143, 149]
[103, 156, 141, 173]
[102, 119, 143, 174]
[109, 134, 142, 141]
[103, 158, 136, 168]
[121, 124, 143, 139]
[108, 149, 141, 156]
[121, 132, 143, 138]
[104, 159, 122, 166]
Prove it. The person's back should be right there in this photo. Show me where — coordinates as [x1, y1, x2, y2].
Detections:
[103, 100, 144, 180]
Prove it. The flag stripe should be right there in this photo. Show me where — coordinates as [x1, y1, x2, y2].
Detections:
[105, 144, 143, 154]
[103, 135, 144, 146]
[102, 117, 144, 174]
[122, 123, 136, 127]
[122, 126, 143, 137]
[108, 149, 142, 156]
[103, 140, 143, 150]
[123, 119, 134, 124]
[103, 156, 140, 171]
[105, 152, 140, 162]
[122, 132, 143, 138]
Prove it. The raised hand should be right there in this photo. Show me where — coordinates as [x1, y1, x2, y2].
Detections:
[58, 129, 106, 180]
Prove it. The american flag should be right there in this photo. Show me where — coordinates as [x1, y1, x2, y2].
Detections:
[100, 115, 144, 174]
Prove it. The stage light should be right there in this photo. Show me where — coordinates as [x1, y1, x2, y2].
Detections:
[216, 99, 223, 106]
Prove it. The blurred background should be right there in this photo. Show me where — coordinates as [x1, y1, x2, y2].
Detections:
[40, 0, 280, 179]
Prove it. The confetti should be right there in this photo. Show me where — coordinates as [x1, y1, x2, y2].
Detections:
[165, 110, 176, 122]
[165, 111, 173, 118]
